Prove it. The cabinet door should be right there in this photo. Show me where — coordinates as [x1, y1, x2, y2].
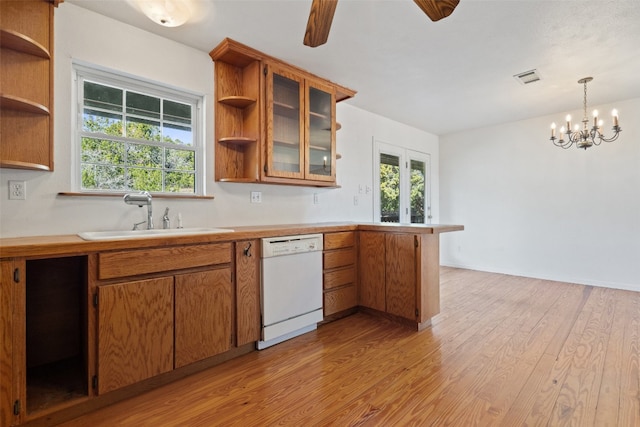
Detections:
[1, 259, 25, 426]
[175, 268, 232, 368]
[358, 231, 386, 311]
[265, 64, 305, 179]
[235, 240, 260, 346]
[97, 277, 174, 394]
[305, 79, 336, 181]
[385, 234, 417, 320]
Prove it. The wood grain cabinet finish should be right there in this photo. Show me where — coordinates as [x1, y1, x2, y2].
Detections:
[1, 259, 25, 427]
[323, 232, 358, 317]
[209, 38, 355, 187]
[358, 231, 386, 312]
[175, 269, 232, 368]
[358, 231, 441, 327]
[97, 277, 174, 395]
[0, 0, 61, 171]
[97, 243, 231, 280]
[235, 240, 260, 346]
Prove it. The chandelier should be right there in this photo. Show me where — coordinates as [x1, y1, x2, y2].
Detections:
[549, 77, 621, 150]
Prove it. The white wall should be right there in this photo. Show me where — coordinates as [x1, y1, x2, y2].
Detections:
[0, 4, 439, 238]
[440, 97, 640, 291]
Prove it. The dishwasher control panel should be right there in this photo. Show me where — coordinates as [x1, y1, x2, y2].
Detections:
[261, 233, 323, 258]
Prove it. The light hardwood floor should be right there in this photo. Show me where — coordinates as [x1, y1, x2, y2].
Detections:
[59, 267, 640, 426]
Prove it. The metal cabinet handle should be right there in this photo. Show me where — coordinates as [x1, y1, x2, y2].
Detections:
[243, 242, 252, 257]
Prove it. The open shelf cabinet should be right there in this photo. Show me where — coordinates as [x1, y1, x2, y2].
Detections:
[0, 0, 60, 171]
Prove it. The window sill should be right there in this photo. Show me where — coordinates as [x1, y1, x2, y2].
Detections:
[58, 192, 214, 200]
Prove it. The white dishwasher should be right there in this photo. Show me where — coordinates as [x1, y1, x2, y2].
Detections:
[258, 233, 323, 350]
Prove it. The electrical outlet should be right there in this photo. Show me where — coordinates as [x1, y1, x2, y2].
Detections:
[313, 193, 319, 204]
[9, 181, 26, 200]
[250, 191, 262, 203]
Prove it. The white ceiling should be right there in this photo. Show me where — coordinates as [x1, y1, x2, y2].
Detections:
[66, 0, 640, 135]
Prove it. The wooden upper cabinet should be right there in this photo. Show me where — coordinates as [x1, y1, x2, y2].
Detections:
[305, 79, 336, 182]
[209, 38, 355, 187]
[265, 63, 305, 180]
[0, 0, 61, 171]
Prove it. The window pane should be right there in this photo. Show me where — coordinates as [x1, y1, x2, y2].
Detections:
[84, 81, 122, 112]
[380, 153, 400, 223]
[163, 100, 191, 125]
[165, 148, 195, 171]
[128, 168, 163, 192]
[81, 138, 124, 165]
[165, 171, 195, 193]
[410, 159, 426, 224]
[163, 123, 192, 145]
[127, 143, 162, 168]
[81, 164, 125, 190]
[126, 116, 161, 141]
[83, 109, 123, 136]
[126, 91, 160, 120]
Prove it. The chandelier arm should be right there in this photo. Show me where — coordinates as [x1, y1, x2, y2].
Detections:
[598, 130, 622, 143]
[551, 137, 574, 149]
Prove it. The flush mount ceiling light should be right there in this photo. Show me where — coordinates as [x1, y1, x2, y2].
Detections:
[137, 0, 191, 27]
[549, 77, 621, 150]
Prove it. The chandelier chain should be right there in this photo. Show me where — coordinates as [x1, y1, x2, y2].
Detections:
[583, 80, 588, 121]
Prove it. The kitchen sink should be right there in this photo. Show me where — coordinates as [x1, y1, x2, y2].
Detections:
[78, 227, 233, 241]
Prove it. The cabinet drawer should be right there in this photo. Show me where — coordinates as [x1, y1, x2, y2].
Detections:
[324, 266, 356, 290]
[323, 247, 356, 270]
[324, 231, 355, 250]
[98, 243, 231, 280]
[324, 285, 357, 316]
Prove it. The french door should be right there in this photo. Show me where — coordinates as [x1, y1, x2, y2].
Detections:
[374, 141, 431, 224]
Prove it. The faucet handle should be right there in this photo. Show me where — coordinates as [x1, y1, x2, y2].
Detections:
[132, 220, 147, 230]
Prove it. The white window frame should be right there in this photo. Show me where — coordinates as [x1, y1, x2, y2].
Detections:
[72, 62, 205, 195]
[373, 140, 432, 224]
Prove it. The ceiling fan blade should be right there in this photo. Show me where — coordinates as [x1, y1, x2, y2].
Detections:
[304, 0, 338, 47]
[414, 0, 459, 22]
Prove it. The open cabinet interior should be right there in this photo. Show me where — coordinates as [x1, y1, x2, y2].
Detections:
[25, 256, 88, 415]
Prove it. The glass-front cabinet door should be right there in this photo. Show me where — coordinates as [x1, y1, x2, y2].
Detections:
[305, 80, 336, 182]
[265, 65, 305, 179]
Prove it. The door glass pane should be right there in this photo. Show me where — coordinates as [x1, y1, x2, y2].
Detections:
[380, 153, 400, 223]
[308, 87, 332, 176]
[410, 159, 426, 223]
[272, 74, 300, 173]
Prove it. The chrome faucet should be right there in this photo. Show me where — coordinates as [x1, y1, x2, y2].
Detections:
[162, 207, 170, 229]
[124, 191, 153, 229]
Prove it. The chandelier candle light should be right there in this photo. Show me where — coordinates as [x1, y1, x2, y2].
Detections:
[549, 77, 621, 150]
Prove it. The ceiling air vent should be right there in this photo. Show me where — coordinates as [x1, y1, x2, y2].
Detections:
[514, 69, 541, 85]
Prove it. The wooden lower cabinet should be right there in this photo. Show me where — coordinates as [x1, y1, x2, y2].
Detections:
[97, 277, 174, 394]
[1, 259, 24, 427]
[358, 231, 386, 312]
[175, 268, 232, 368]
[235, 240, 260, 346]
[323, 232, 358, 317]
[384, 233, 417, 320]
[358, 231, 440, 326]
